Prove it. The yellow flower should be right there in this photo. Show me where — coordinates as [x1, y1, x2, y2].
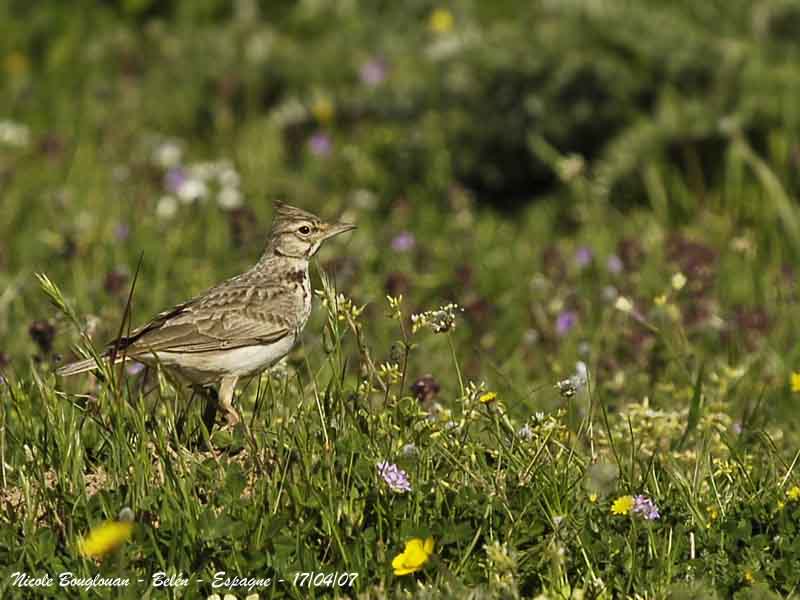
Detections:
[671, 272, 687, 291]
[78, 520, 134, 558]
[4, 52, 29, 77]
[429, 8, 454, 34]
[791, 372, 800, 393]
[743, 570, 754, 584]
[588, 493, 598, 504]
[392, 537, 434, 576]
[479, 391, 497, 404]
[705, 506, 718, 529]
[786, 485, 800, 501]
[777, 500, 786, 511]
[311, 97, 335, 125]
[611, 495, 635, 516]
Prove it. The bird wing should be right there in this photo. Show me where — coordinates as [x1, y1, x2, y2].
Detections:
[114, 284, 298, 356]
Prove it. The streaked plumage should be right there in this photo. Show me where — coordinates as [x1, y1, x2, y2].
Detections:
[57, 202, 355, 426]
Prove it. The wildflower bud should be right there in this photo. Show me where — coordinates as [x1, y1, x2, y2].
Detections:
[389, 342, 404, 365]
[103, 269, 128, 295]
[556, 378, 577, 398]
[517, 424, 534, 440]
[385, 272, 410, 297]
[411, 303, 462, 334]
[411, 375, 440, 404]
[555, 363, 586, 398]
[118, 507, 135, 522]
[29, 320, 55, 354]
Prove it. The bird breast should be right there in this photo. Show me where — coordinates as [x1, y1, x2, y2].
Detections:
[156, 334, 298, 379]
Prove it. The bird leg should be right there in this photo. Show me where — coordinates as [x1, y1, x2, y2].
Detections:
[199, 385, 220, 434]
[218, 376, 240, 428]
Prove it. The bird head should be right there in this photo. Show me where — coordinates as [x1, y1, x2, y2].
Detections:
[267, 202, 355, 259]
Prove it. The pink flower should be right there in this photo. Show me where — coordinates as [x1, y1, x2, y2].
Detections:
[308, 131, 332, 157]
[360, 57, 387, 87]
[575, 247, 593, 268]
[555, 311, 578, 336]
[633, 495, 660, 520]
[377, 461, 411, 493]
[391, 231, 416, 252]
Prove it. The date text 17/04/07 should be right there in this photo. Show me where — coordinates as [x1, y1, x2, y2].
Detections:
[292, 572, 359, 588]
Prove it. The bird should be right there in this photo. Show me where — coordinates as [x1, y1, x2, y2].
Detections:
[57, 202, 355, 428]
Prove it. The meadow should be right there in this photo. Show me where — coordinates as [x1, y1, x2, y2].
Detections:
[2, 1, 800, 598]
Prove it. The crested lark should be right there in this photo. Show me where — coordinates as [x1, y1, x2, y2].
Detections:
[57, 202, 355, 427]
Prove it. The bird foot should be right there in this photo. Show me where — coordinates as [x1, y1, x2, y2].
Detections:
[221, 406, 241, 430]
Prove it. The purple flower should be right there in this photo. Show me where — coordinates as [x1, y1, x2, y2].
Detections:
[575, 247, 593, 268]
[391, 231, 416, 252]
[555, 311, 578, 336]
[126, 362, 145, 376]
[633, 495, 660, 520]
[164, 167, 187, 194]
[360, 57, 387, 87]
[606, 254, 624, 274]
[377, 461, 411, 493]
[114, 223, 130, 242]
[518, 424, 534, 440]
[308, 131, 332, 157]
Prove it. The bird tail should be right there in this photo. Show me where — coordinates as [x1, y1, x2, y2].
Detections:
[56, 354, 124, 377]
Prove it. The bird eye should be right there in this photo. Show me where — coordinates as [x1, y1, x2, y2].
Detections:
[298, 225, 311, 235]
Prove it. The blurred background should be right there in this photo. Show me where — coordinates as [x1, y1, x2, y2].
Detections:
[2, 0, 800, 424]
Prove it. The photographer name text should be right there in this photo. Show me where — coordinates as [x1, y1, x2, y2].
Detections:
[9, 570, 359, 591]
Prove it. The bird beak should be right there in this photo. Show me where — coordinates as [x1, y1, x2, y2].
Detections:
[323, 222, 356, 240]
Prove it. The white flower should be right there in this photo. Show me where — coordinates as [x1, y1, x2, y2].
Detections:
[176, 177, 208, 203]
[556, 362, 588, 398]
[575, 361, 588, 383]
[190, 162, 217, 180]
[271, 97, 307, 127]
[152, 140, 182, 168]
[402, 443, 417, 456]
[0, 120, 30, 147]
[557, 154, 585, 182]
[614, 296, 633, 313]
[156, 195, 178, 219]
[245, 31, 275, 63]
[411, 303, 462, 334]
[602, 285, 619, 301]
[218, 186, 243, 210]
[218, 166, 241, 188]
[671, 272, 687, 290]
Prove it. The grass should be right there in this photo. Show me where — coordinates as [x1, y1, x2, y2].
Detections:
[2, 2, 800, 599]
